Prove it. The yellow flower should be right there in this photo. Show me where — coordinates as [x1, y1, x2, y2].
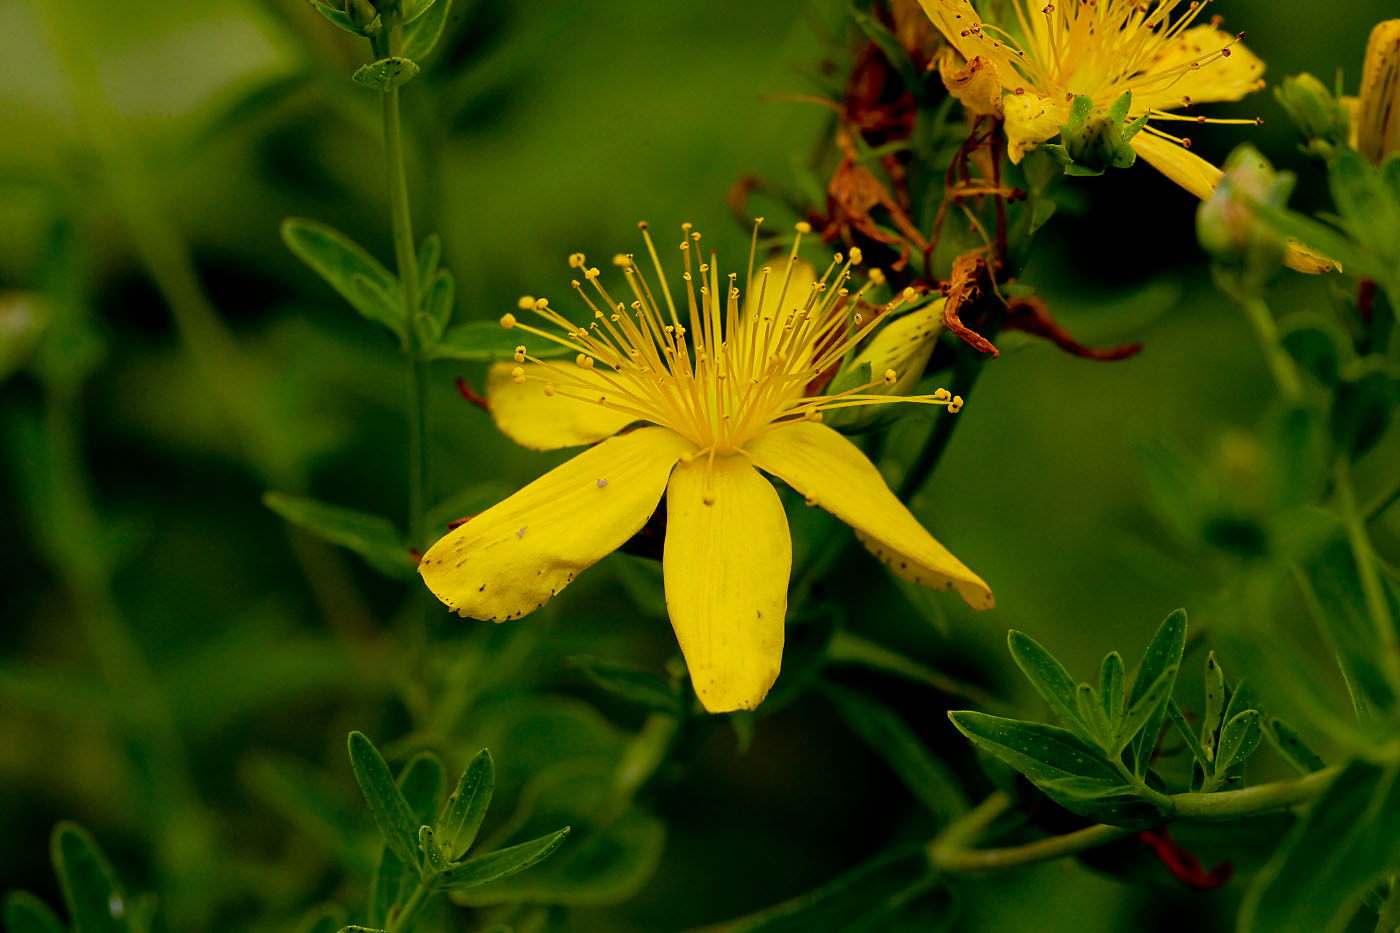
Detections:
[1357, 19, 1400, 165]
[919, 0, 1332, 274]
[419, 222, 993, 713]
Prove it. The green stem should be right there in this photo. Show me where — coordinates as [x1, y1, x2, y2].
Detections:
[1336, 457, 1400, 692]
[388, 873, 441, 933]
[930, 767, 1339, 875]
[1237, 292, 1303, 404]
[380, 22, 429, 549]
[1365, 472, 1400, 524]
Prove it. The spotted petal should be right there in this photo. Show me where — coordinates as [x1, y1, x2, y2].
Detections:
[1133, 27, 1265, 113]
[1004, 92, 1067, 164]
[419, 427, 695, 621]
[746, 421, 993, 610]
[664, 454, 789, 713]
[486, 362, 636, 451]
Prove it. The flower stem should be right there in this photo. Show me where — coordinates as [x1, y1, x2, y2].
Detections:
[929, 767, 1339, 875]
[388, 872, 441, 933]
[1337, 457, 1400, 692]
[1237, 292, 1303, 405]
[380, 22, 429, 549]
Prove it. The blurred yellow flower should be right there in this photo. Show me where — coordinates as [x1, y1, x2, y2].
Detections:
[921, 0, 1332, 273]
[1357, 19, 1400, 164]
[419, 223, 993, 713]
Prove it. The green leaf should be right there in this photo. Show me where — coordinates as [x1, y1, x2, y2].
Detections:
[403, 0, 454, 60]
[3, 892, 65, 933]
[439, 749, 494, 859]
[570, 656, 681, 714]
[1006, 630, 1089, 739]
[1278, 313, 1354, 386]
[1333, 367, 1397, 460]
[417, 234, 441, 288]
[1099, 651, 1125, 724]
[1201, 651, 1226, 763]
[1166, 698, 1211, 769]
[1264, 716, 1326, 775]
[1113, 664, 1177, 755]
[1241, 761, 1400, 933]
[427, 320, 570, 362]
[1329, 150, 1400, 265]
[425, 269, 454, 330]
[399, 751, 447, 826]
[399, 0, 439, 24]
[1076, 683, 1112, 750]
[281, 219, 403, 336]
[824, 684, 968, 824]
[352, 57, 421, 92]
[419, 826, 451, 874]
[366, 751, 443, 924]
[350, 274, 405, 340]
[1215, 709, 1263, 774]
[1128, 609, 1187, 776]
[348, 732, 423, 873]
[50, 823, 131, 933]
[263, 492, 415, 580]
[441, 829, 570, 891]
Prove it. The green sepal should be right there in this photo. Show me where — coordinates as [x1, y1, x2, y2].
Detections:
[403, 0, 453, 60]
[262, 492, 415, 580]
[353, 57, 421, 92]
[2, 892, 65, 933]
[439, 749, 494, 859]
[51, 822, 132, 933]
[347, 732, 424, 873]
[440, 829, 571, 891]
[281, 218, 404, 337]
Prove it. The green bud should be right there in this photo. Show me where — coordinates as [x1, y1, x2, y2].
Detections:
[1274, 73, 1349, 158]
[1196, 145, 1295, 279]
[824, 298, 945, 432]
[345, 0, 382, 33]
[1043, 92, 1146, 177]
[308, 0, 381, 38]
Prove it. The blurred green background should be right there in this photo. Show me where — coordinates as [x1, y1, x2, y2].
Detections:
[3, 0, 1398, 930]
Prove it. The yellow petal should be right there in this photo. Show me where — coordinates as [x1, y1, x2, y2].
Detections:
[486, 362, 636, 451]
[1133, 27, 1265, 112]
[420, 427, 695, 621]
[938, 51, 1004, 119]
[664, 454, 789, 713]
[745, 260, 816, 330]
[746, 422, 993, 610]
[1358, 19, 1400, 165]
[1004, 92, 1066, 164]
[917, 0, 988, 66]
[1130, 132, 1221, 201]
[1131, 134, 1336, 274]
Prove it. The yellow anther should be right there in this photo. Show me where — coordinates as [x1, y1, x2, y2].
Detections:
[849, 246, 864, 265]
[804, 492, 818, 506]
[568, 252, 587, 268]
[794, 221, 812, 234]
[586, 267, 601, 279]
[511, 366, 526, 384]
[517, 295, 535, 310]
[703, 492, 716, 506]
[543, 383, 555, 397]
[869, 268, 886, 285]
[901, 287, 918, 302]
[576, 354, 595, 369]
[883, 368, 898, 385]
[933, 387, 952, 402]
[534, 298, 550, 311]
[949, 395, 964, 413]
[513, 345, 526, 363]
[613, 253, 632, 267]
[500, 313, 517, 329]
[804, 410, 823, 422]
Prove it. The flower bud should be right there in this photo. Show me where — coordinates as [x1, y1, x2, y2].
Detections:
[345, 0, 381, 33]
[1274, 73, 1350, 158]
[1196, 145, 1295, 277]
[1358, 19, 1400, 164]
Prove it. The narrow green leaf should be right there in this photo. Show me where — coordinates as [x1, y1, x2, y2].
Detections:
[417, 234, 441, 290]
[439, 749, 494, 859]
[419, 826, 451, 874]
[1201, 652, 1226, 763]
[1166, 698, 1211, 769]
[1215, 709, 1263, 774]
[281, 219, 403, 333]
[1006, 630, 1089, 738]
[349, 273, 406, 338]
[402, 0, 454, 61]
[1099, 651, 1125, 724]
[1264, 716, 1326, 775]
[414, 311, 443, 346]
[347, 732, 423, 873]
[367, 848, 408, 929]
[1076, 683, 1112, 750]
[1113, 664, 1177, 756]
[427, 320, 570, 362]
[825, 684, 967, 824]
[1241, 761, 1400, 933]
[948, 711, 1123, 797]
[570, 656, 681, 715]
[425, 269, 454, 330]
[262, 492, 414, 580]
[1129, 609, 1186, 775]
[399, 751, 447, 826]
[50, 823, 131, 933]
[399, 0, 439, 24]
[3, 892, 65, 933]
[352, 57, 421, 92]
[441, 829, 570, 890]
